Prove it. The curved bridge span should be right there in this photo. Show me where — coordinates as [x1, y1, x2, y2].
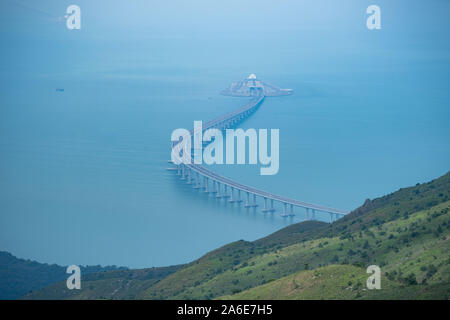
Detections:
[169, 80, 348, 222]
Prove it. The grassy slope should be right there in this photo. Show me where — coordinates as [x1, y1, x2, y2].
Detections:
[139, 172, 450, 299]
[220, 264, 450, 300]
[24, 172, 450, 299]
[164, 200, 449, 299]
[220, 200, 450, 299]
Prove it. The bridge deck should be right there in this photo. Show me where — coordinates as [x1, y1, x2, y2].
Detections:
[171, 92, 348, 216]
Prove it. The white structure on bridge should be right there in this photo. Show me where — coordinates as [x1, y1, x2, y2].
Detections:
[221, 74, 293, 97]
[169, 75, 348, 223]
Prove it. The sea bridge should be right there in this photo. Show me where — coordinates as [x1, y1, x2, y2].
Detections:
[168, 75, 348, 222]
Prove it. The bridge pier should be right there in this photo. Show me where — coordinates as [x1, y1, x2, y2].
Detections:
[253, 194, 258, 207]
[186, 168, 191, 184]
[229, 187, 234, 202]
[289, 204, 294, 216]
[244, 192, 250, 207]
[216, 182, 222, 198]
[211, 180, 217, 193]
[180, 165, 185, 180]
[236, 189, 242, 203]
[282, 202, 288, 217]
[312, 209, 316, 220]
[262, 197, 268, 212]
[223, 185, 230, 198]
[270, 199, 275, 212]
[194, 172, 200, 189]
[329, 212, 333, 223]
[305, 208, 309, 220]
[204, 177, 209, 192]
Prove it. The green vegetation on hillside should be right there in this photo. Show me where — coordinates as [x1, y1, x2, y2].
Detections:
[0, 251, 126, 300]
[22, 172, 450, 300]
[220, 264, 450, 300]
[21, 265, 183, 300]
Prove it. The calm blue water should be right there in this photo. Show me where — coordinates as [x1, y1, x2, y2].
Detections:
[1, 0, 449, 268]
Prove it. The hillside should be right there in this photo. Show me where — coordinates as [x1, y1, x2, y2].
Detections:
[0, 251, 127, 300]
[20, 264, 183, 300]
[22, 172, 450, 300]
[220, 265, 450, 300]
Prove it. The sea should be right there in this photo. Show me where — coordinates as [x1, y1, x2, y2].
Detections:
[0, 0, 449, 268]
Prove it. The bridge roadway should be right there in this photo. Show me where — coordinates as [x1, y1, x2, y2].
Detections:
[170, 92, 349, 221]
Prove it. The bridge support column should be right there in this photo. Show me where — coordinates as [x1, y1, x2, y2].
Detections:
[186, 168, 191, 184]
[306, 208, 309, 221]
[244, 192, 250, 207]
[312, 209, 316, 220]
[216, 183, 222, 198]
[236, 190, 242, 203]
[181, 165, 185, 180]
[262, 197, 268, 212]
[270, 199, 275, 212]
[223, 185, 230, 198]
[211, 180, 217, 193]
[229, 187, 234, 202]
[329, 213, 333, 223]
[194, 172, 200, 189]
[282, 203, 288, 217]
[289, 204, 294, 216]
[253, 194, 258, 207]
[204, 177, 209, 192]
